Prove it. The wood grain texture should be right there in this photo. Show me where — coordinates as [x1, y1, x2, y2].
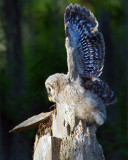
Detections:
[10, 111, 53, 133]
[33, 103, 105, 160]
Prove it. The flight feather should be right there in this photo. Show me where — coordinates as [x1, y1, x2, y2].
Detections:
[64, 4, 105, 78]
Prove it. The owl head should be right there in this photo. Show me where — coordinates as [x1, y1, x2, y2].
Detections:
[45, 73, 68, 103]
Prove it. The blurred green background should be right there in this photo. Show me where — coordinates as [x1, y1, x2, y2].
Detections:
[0, 0, 127, 159]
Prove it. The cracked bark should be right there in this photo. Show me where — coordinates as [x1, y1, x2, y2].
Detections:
[33, 104, 105, 160]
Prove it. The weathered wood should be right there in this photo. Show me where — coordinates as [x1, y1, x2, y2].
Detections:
[33, 135, 52, 160]
[10, 103, 105, 160]
[10, 97, 105, 160]
[33, 104, 105, 160]
[10, 111, 53, 133]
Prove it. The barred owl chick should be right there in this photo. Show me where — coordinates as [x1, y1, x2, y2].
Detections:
[45, 73, 106, 125]
[64, 4, 117, 105]
[45, 4, 117, 126]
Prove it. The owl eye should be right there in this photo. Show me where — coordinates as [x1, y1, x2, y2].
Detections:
[48, 87, 51, 92]
[47, 86, 52, 93]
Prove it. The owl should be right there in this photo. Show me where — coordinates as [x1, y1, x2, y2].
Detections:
[45, 4, 117, 126]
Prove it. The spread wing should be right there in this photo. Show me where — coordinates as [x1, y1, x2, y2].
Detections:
[64, 4, 117, 105]
[64, 4, 105, 79]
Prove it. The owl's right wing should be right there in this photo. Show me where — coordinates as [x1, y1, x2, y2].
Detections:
[64, 4, 105, 79]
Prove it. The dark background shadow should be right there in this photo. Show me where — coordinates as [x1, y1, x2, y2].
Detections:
[0, 0, 127, 159]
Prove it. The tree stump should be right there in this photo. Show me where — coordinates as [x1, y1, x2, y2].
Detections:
[33, 104, 105, 160]
[10, 104, 105, 160]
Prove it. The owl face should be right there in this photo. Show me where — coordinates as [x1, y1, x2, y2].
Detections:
[45, 84, 56, 102]
[45, 73, 68, 103]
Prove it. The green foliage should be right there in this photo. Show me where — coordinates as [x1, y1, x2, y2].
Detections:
[23, 1, 67, 106]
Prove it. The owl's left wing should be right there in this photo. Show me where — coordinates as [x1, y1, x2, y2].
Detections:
[84, 78, 117, 105]
[64, 4, 105, 79]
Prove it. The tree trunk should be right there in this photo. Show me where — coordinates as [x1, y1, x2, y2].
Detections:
[33, 104, 105, 160]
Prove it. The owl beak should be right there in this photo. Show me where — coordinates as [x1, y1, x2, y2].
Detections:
[48, 96, 53, 102]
